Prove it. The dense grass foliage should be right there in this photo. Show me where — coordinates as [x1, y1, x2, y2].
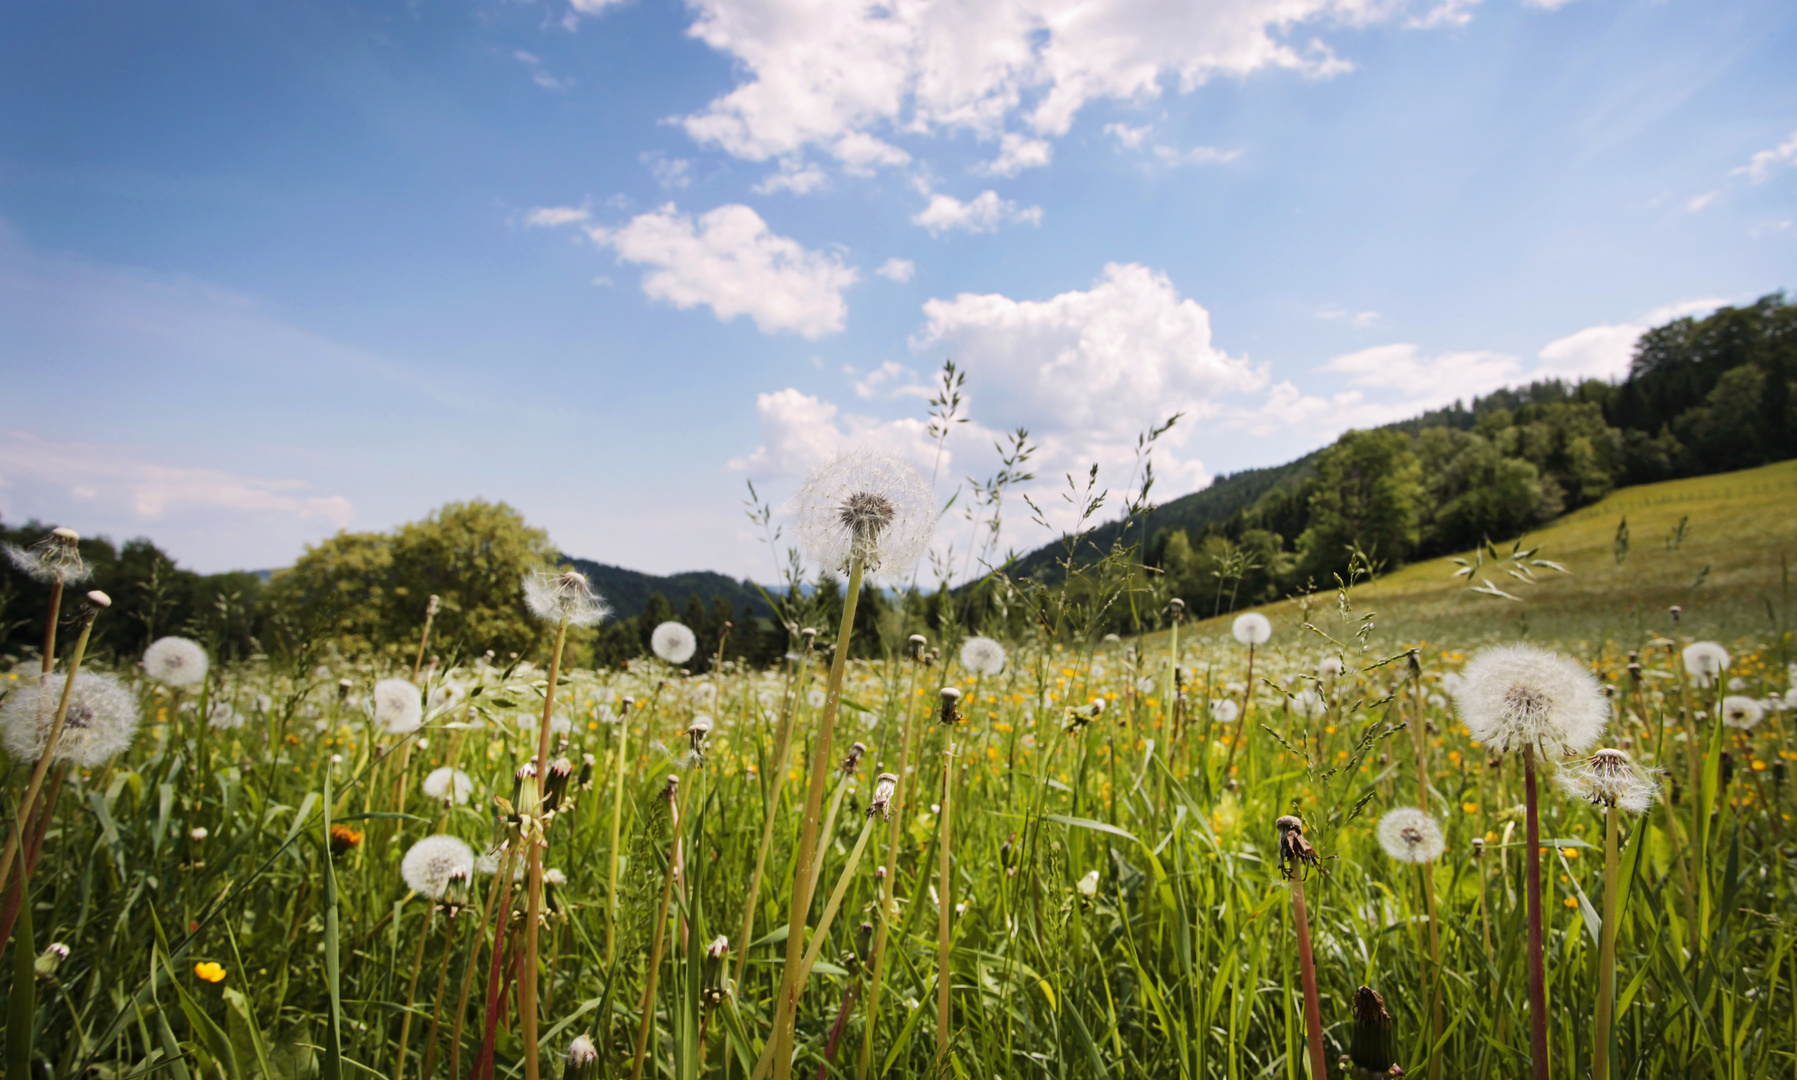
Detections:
[3, 561, 1792, 1079]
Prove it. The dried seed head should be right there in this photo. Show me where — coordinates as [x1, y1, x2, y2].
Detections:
[869, 772, 898, 820]
[523, 571, 609, 628]
[939, 687, 962, 725]
[1275, 815, 1319, 879]
[4, 528, 91, 585]
[840, 741, 866, 776]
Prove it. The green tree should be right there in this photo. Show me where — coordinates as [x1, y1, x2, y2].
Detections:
[1296, 429, 1423, 581]
[264, 499, 560, 664]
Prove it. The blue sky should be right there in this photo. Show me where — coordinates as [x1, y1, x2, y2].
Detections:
[1, 0, 1792, 578]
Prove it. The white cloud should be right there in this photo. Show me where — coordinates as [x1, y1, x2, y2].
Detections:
[911, 190, 1043, 235]
[978, 133, 1053, 176]
[641, 152, 694, 190]
[1521, 0, 1582, 8]
[512, 49, 574, 91]
[1686, 190, 1720, 213]
[568, 0, 628, 13]
[831, 133, 913, 174]
[678, 0, 1372, 165]
[1151, 144, 1241, 166]
[728, 388, 939, 477]
[1408, 0, 1481, 29]
[850, 360, 931, 399]
[0, 430, 355, 530]
[910, 262, 1264, 493]
[525, 205, 591, 227]
[1749, 218, 1793, 239]
[1535, 297, 1729, 380]
[1731, 129, 1797, 185]
[876, 257, 916, 282]
[753, 161, 832, 195]
[1317, 305, 1380, 328]
[587, 203, 859, 339]
[1104, 122, 1152, 149]
[1326, 343, 1518, 399]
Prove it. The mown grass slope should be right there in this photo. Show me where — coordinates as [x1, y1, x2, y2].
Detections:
[1186, 458, 1797, 647]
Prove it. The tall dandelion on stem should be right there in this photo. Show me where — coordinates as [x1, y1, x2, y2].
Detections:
[1222, 613, 1271, 780]
[1451, 643, 1607, 1080]
[1377, 807, 1444, 1080]
[4, 527, 88, 678]
[520, 570, 609, 1080]
[1560, 748, 1660, 1080]
[769, 449, 932, 1080]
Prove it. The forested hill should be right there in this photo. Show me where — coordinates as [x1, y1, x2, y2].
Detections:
[559, 558, 774, 620]
[998, 292, 1795, 619]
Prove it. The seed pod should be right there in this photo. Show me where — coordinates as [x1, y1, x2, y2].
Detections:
[1345, 985, 1402, 1077]
[938, 687, 962, 726]
[1275, 815, 1319, 880]
[840, 741, 866, 776]
[868, 772, 898, 820]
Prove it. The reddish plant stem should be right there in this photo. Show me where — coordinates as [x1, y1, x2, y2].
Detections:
[1289, 870, 1328, 1080]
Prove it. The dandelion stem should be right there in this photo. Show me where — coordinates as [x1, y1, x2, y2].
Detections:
[734, 648, 804, 993]
[769, 554, 865, 1080]
[1288, 867, 1327, 1080]
[1593, 801, 1620, 1080]
[935, 725, 957, 1071]
[1523, 746, 1551, 1080]
[606, 698, 632, 966]
[1222, 641, 1257, 781]
[857, 658, 924, 1080]
[629, 779, 685, 1080]
[521, 615, 570, 1080]
[393, 899, 435, 1080]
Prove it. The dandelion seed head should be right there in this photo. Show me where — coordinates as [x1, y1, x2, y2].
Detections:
[1682, 642, 1730, 687]
[206, 703, 245, 730]
[567, 1035, 598, 1066]
[422, 766, 475, 805]
[1211, 699, 1239, 724]
[1558, 748, 1660, 813]
[793, 450, 934, 583]
[523, 571, 610, 628]
[427, 681, 465, 713]
[651, 621, 698, 664]
[4, 528, 91, 585]
[1452, 643, 1607, 759]
[1721, 695, 1765, 730]
[1376, 807, 1445, 864]
[143, 637, 209, 688]
[959, 636, 1007, 677]
[373, 678, 423, 734]
[400, 835, 475, 899]
[544, 868, 567, 887]
[1232, 613, 1271, 645]
[1316, 656, 1345, 679]
[1, 671, 139, 767]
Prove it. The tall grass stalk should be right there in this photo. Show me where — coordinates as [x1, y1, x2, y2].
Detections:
[629, 776, 684, 1080]
[935, 688, 962, 1071]
[521, 613, 571, 1080]
[606, 696, 634, 964]
[856, 654, 925, 1080]
[733, 647, 805, 992]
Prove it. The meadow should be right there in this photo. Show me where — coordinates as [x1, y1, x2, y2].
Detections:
[1, 458, 1794, 1080]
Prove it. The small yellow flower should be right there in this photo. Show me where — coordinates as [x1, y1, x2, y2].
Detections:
[1323, 725, 1337, 735]
[1562, 897, 1579, 909]
[194, 962, 226, 983]
[1560, 848, 1579, 859]
[1461, 802, 1478, 814]
[1752, 760, 1767, 772]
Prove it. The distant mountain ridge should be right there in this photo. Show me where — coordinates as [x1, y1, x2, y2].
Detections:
[560, 556, 775, 620]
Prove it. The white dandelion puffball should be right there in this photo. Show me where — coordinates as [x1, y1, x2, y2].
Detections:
[960, 637, 1007, 677]
[400, 835, 475, 899]
[4, 530, 90, 585]
[807, 687, 827, 709]
[373, 678, 424, 734]
[1452, 644, 1607, 759]
[206, 703, 245, 730]
[1291, 689, 1324, 719]
[1558, 748, 1660, 813]
[1232, 613, 1272, 646]
[1682, 642, 1730, 687]
[1316, 656, 1345, 679]
[652, 621, 698, 664]
[1135, 677, 1157, 695]
[143, 637, 209, 687]
[1376, 808, 1445, 864]
[793, 449, 935, 582]
[422, 766, 476, 805]
[1211, 699, 1240, 724]
[1720, 696, 1765, 730]
[1, 671, 139, 767]
[427, 681, 465, 714]
[523, 570, 610, 627]
[474, 850, 526, 881]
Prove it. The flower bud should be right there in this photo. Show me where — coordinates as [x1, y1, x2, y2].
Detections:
[563, 1034, 599, 1080]
[938, 687, 962, 725]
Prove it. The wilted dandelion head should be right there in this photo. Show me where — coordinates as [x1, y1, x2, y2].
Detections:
[523, 571, 610, 628]
[1232, 613, 1271, 646]
[373, 678, 424, 734]
[959, 636, 1006, 677]
[422, 766, 475, 805]
[400, 835, 475, 899]
[1682, 642, 1730, 687]
[793, 450, 934, 582]
[1452, 643, 1607, 759]
[1720, 695, 1764, 730]
[143, 637, 209, 687]
[1, 671, 139, 767]
[4, 528, 90, 585]
[869, 772, 898, 820]
[1376, 807, 1445, 864]
[1558, 748, 1660, 813]
[651, 621, 698, 664]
